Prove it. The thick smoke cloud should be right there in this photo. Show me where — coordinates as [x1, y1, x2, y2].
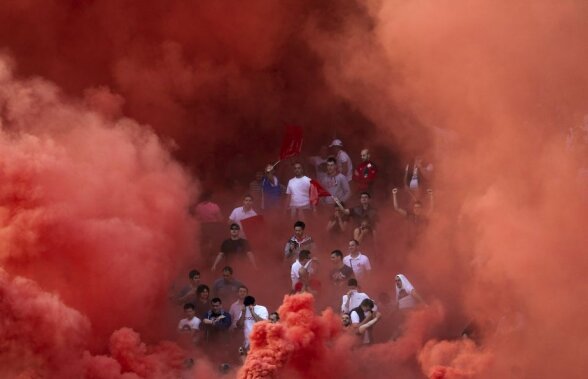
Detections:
[1, 0, 588, 378]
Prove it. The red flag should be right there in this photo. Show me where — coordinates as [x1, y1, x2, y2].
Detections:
[309, 179, 331, 206]
[279, 124, 303, 160]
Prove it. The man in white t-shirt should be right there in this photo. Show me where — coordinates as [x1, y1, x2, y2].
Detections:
[290, 249, 317, 289]
[285, 162, 313, 220]
[341, 278, 377, 314]
[236, 295, 269, 349]
[178, 303, 201, 346]
[343, 239, 372, 280]
[329, 139, 353, 182]
[229, 194, 257, 237]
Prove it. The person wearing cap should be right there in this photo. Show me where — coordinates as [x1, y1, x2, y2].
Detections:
[329, 139, 353, 182]
[211, 224, 257, 271]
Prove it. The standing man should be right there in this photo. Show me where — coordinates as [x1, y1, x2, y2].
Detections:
[329, 139, 353, 182]
[229, 285, 249, 330]
[236, 295, 269, 349]
[284, 221, 315, 261]
[229, 194, 257, 237]
[329, 250, 355, 287]
[211, 224, 257, 271]
[341, 278, 376, 314]
[320, 157, 351, 205]
[345, 192, 379, 229]
[285, 162, 313, 220]
[290, 250, 317, 290]
[352, 148, 378, 194]
[343, 239, 372, 280]
[201, 298, 232, 342]
[212, 266, 245, 305]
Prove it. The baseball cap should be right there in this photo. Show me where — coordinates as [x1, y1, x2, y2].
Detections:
[329, 139, 343, 147]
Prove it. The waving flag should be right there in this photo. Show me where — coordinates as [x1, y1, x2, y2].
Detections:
[309, 179, 331, 206]
[279, 124, 303, 160]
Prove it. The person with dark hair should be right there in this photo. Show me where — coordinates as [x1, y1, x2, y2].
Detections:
[194, 284, 211, 316]
[236, 295, 268, 349]
[178, 303, 201, 346]
[341, 278, 376, 314]
[201, 298, 232, 343]
[345, 192, 379, 229]
[228, 194, 257, 237]
[343, 239, 372, 280]
[212, 266, 245, 305]
[319, 156, 351, 205]
[326, 202, 350, 241]
[350, 298, 381, 344]
[176, 269, 202, 304]
[229, 285, 249, 330]
[284, 220, 315, 262]
[211, 224, 257, 271]
[329, 250, 354, 286]
[290, 249, 317, 289]
[285, 162, 313, 220]
[392, 188, 434, 246]
[353, 218, 377, 257]
[269, 312, 280, 324]
[341, 313, 352, 330]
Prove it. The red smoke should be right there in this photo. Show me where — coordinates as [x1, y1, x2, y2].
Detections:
[2, 0, 588, 378]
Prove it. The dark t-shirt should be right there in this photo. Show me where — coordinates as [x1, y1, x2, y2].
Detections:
[220, 238, 251, 256]
[350, 206, 378, 228]
[330, 264, 355, 285]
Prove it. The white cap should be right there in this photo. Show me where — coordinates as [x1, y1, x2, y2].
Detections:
[329, 139, 343, 147]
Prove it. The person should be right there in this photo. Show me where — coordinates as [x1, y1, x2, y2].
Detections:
[341, 313, 352, 330]
[261, 164, 282, 211]
[341, 278, 376, 314]
[352, 148, 378, 194]
[395, 274, 425, 311]
[193, 191, 225, 265]
[319, 157, 351, 205]
[392, 188, 434, 245]
[229, 285, 249, 330]
[329, 139, 353, 182]
[342, 239, 372, 280]
[178, 303, 201, 346]
[228, 194, 258, 237]
[201, 298, 232, 343]
[284, 220, 315, 261]
[326, 203, 349, 241]
[353, 219, 376, 256]
[345, 192, 378, 229]
[194, 284, 211, 316]
[175, 269, 202, 304]
[329, 250, 355, 287]
[350, 298, 381, 344]
[211, 224, 257, 271]
[212, 266, 245, 305]
[404, 156, 433, 194]
[285, 162, 313, 220]
[236, 295, 269, 349]
[308, 145, 330, 184]
[290, 250, 317, 289]
[269, 312, 280, 324]
[193, 191, 223, 223]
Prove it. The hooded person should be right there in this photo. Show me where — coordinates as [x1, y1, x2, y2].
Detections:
[395, 274, 425, 311]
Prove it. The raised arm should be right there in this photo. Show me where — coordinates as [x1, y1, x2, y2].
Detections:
[392, 188, 407, 217]
[426, 189, 434, 216]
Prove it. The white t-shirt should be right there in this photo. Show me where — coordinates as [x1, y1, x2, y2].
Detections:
[239, 305, 269, 348]
[286, 176, 311, 208]
[229, 206, 257, 237]
[336, 150, 353, 182]
[343, 253, 372, 279]
[178, 316, 201, 331]
[341, 290, 374, 314]
[290, 259, 313, 288]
